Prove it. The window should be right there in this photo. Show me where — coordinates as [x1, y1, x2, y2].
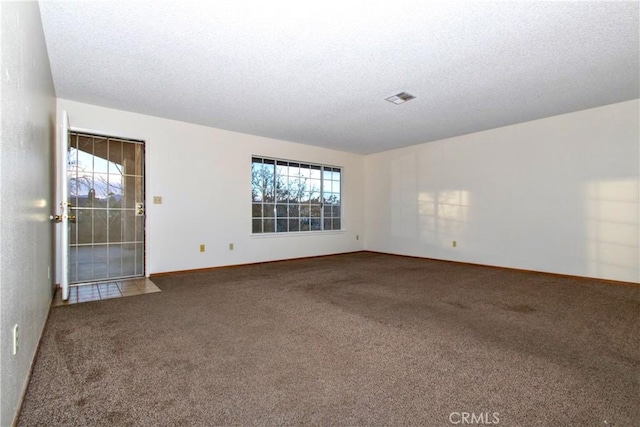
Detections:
[252, 157, 342, 234]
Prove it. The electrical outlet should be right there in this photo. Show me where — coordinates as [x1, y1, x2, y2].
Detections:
[13, 324, 18, 355]
[229, 243, 234, 250]
[452, 240, 457, 248]
[200, 244, 205, 252]
[153, 196, 163, 204]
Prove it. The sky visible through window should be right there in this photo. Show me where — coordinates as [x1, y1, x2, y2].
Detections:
[252, 157, 341, 233]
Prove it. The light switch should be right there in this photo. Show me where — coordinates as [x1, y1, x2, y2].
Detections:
[153, 196, 163, 204]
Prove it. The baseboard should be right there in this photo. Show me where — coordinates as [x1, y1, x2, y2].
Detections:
[363, 250, 640, 287]
[149, 250, 368, 279]
[149, 249, 638, 287]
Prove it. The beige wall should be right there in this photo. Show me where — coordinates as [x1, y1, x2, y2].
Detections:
[365, 100, 640, 283]
[0, 2, 56, 425]
[57, 99, 365, 277]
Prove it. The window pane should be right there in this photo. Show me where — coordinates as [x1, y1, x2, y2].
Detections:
[324, 205, 332, 217]
[300, 218, 310, 231]
[122, 210, 137, 243]
[289, 205, 300, 217]
[93, 140, 109, 174]
[263, 219, 275, 233]
[289, 219, 300, 232]
[76, 209, 92, 244]
[108, 140, 123, 171]
[277, 219, 288, 233]
[276, 182, 288, 202]
[331, 181, 341, 193]
[263, 162, 275, 202]
[135, 215, 144, 242]
[276, 204, 287, 217]
[251, 162, 264, 202]
[332, 218, 341, 230]
[108, 176, 123, 208]
[324, 218, 332, 230]
[108, 210, 123, 243]
[134, 144, 144, 176]
[288, 180, 301, 203]
[92, 210, 108, 244]
[252, 203, 262, 218]
[276, 162, 288, 177]
[300, 205, 310, 217]
[309, 179, 321, 202]
[310, 218, 321, 231]
[332, 205, 341, 217]
[252, 219, 262, 233]
[264, 203, 275, 218]
[310, 205, 321, 217]
[310, 178, 321, 192]
[264, 189, 275, 203]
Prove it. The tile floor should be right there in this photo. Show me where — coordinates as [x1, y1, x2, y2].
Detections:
[52, 278, 161, 306]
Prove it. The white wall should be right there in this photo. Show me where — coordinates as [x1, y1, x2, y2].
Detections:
[365, 100, 640, 284]
[0, 2, 56, 425]
[56, 99, 365, 276]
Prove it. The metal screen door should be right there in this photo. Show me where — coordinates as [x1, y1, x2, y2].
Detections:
[67, 132, 145, 284]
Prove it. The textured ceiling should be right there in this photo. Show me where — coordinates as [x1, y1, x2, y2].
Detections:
[39, 1, 639, 154]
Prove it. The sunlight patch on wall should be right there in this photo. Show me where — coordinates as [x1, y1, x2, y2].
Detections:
[418, 190, 470, 245]
[585, 179, 639, 282]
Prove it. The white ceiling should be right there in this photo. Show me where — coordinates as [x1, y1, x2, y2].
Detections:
[39, 1, 639, 154]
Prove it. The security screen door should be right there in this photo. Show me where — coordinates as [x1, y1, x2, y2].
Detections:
[67, 132, 145, 284]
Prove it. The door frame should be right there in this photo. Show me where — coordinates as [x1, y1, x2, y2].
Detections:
[54, 119, 149, 298]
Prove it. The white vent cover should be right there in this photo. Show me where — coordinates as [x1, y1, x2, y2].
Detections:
[385, 92, 416, 105]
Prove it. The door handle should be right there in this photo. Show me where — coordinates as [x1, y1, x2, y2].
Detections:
[50, 214, 75, 223]
[136, 202, 144, 216]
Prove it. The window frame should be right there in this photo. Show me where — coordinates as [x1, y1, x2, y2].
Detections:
[251, 156, 342, 234]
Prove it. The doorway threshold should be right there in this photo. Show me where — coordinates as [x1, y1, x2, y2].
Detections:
[52, 278, 160, 306]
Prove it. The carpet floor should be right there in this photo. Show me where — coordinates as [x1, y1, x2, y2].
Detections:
[18, 252, 640, 426]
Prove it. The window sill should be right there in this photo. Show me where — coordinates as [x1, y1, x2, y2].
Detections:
[250, 230, 347, 239]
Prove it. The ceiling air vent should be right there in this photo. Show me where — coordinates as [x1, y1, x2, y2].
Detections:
[385, 92, 416, 105]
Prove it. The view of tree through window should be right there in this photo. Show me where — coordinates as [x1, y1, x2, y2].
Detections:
[252, 157, 341, 233]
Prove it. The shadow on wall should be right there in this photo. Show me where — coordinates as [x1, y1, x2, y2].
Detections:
[585, 179, 639, 282]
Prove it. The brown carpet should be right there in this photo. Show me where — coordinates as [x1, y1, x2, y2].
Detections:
[18, 252, 640, 426]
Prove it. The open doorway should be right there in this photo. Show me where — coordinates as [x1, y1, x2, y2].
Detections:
[67, 131, 146, 284]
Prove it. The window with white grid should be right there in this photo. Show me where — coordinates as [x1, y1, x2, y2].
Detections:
[251, 157, 342, 234]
